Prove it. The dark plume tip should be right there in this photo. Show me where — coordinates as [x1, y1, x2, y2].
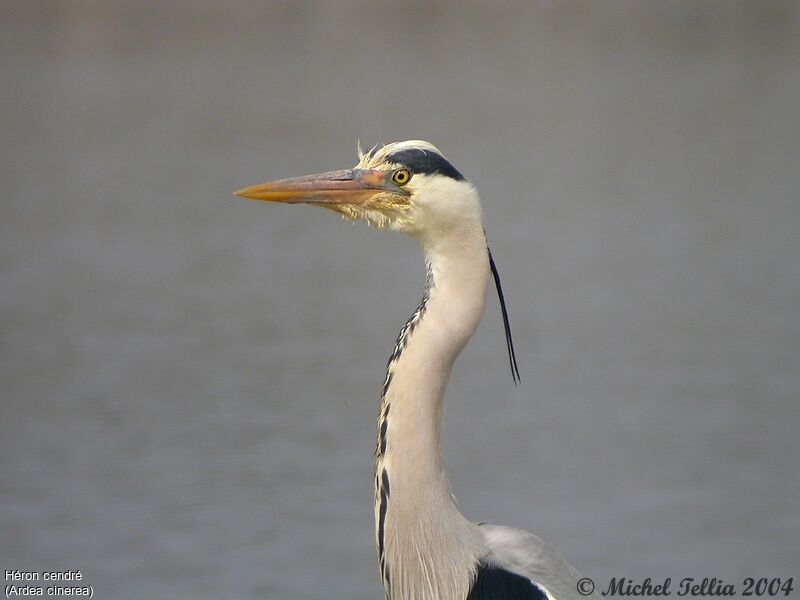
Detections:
[487, 244, 521, 385]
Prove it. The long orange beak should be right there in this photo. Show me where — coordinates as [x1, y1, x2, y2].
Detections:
[234, 168, 403, 204]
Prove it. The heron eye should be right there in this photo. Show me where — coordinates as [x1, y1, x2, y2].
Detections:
[392, 169, 411, 186]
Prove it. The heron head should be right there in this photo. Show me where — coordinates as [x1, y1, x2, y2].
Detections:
[235, 140, 482, 240]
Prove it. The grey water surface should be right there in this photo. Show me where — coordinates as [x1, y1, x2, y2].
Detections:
[1, 2, 799, 599]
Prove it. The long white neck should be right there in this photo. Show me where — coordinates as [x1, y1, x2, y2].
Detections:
[375, 210, 490, 600]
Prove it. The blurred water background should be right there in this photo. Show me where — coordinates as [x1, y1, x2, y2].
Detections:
[1, 2, 798, 598]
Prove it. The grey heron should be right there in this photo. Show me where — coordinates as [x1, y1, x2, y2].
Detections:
[236, 140, 596, 600]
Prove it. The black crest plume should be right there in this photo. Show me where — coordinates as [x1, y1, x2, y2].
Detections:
[487, 246, 521, 384]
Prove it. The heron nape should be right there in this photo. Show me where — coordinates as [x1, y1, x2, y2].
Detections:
[235, 141, 595, 600]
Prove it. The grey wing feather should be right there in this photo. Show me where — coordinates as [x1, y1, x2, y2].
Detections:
[477, 524, 599, 600]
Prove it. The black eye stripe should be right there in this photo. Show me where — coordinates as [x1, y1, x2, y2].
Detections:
[386, 149, 465, 181]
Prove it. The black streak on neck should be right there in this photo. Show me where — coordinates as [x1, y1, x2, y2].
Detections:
[375, 263, 434, 600]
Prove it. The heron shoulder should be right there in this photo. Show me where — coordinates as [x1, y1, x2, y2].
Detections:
[476, 523, 598, 600]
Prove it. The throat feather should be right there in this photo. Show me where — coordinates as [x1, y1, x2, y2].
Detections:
[375, 263, 434, 597]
